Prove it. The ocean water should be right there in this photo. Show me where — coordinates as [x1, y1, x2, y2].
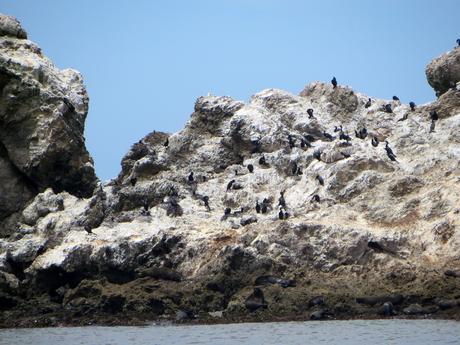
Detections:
[0, 320, 459, 345]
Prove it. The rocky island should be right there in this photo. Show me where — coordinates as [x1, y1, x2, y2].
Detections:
[0, 14, 459, 327]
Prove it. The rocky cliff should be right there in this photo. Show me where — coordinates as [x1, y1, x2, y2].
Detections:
[0, 14, 98, 239]
[0, 15, 459, 327]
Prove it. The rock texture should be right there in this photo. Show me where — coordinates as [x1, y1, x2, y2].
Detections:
[426, 45, 460, 96]
[0, 15, 459, 327]
[0, 14, 98, 237]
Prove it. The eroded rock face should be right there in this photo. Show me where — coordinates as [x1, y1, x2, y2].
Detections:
[0, 15, 459, 326]
[426, 45, 460, 96]
[0, 14, 97, 235]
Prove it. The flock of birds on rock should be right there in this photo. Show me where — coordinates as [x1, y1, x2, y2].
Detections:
[168, 75, 449, 224]
[128, 35, 460, 229]
[81, 39, 459, 237]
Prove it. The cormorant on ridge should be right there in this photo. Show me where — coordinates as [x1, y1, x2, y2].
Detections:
[365, 98, 372, 108]
[259, 155, 268, 166]
[247, 164, 254, 173]
[339, 131, 351, 142]
[397, 114, 408, 122]
[316, 175, 324, 186]
[331, 77, 337, 88]
[323, 131, 335, 141]
[163, 138, 169, 147]
[202, 195, 210, 211]
[430, 110, 439, 121]
[255, 201, 261, 213]
[278, 191, 286, 208]
[278, 209, 284, 220]
[311, 194, 320, 203]
[288, 134, 295, 148]
[188, 172, 194, 183]
[384, 141, 397, 161]
[307, 108, 314, 118]
[457, 38, 460, 46]
[371, 137, 379, 147]
[130, 177, 137, 187]
[384, 104, 393, 113]
[409, 102, 416, 111]
[384, 141, 395, 156]
[355, 127, 368, 139]
[226, 179, 235, 191]
[392, 96, 400, 101]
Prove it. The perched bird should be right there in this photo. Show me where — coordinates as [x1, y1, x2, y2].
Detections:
[278, 191, 286, 208]
[384, 141, 395, 156]
[334, 125, 342, 132]
[288, 134, 295, 148]
[355, 127, 368, 140]
[307, 108, 314, 118]
[339, 131, 351, 142]
[260, 199, 269, 214]
[188, 172, 194, 183]
[371, 137, 379, 147]
[409, 101, 416, 111]
[331, 77, 337, 88]
[316, 175, 324, 186]
[387, 152, 397, 161]
[163, 138, 169, 147]
[392, 96, 400, 101]
[255, 201, 261, 214]
[202, 196, 210, 211]
[457, 38, 460, 46]
[384, 104, 393, 113]
[224, 208, 231, 215]
[397, 114, 408, 122]
[385, 141, 397, 161]
[429, 110, 439, 121]
[311, 194, 320, 203]
[130, 177, 137, 187]
[226, 179, 235, 191]
[84, 225, 92, 234]
[364, 98, 372, 108]
[259, 155, 269, 166]
[278, 209, 284, 220]
[291, 162, 298, 175]
[323, 131, 335, 141]
[247, 164, 254, 173]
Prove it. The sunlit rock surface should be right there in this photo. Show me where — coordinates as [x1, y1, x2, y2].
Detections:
[0, 14, 459, 326]
[0, 14, 97, 237]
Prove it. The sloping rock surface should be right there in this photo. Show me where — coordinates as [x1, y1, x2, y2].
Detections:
[0, 14, 97, 236]
[0, 16, 459, 326]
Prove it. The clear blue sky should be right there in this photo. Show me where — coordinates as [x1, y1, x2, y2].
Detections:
[1, 1, 459, 181]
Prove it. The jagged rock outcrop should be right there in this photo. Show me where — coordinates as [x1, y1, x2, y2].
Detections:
[0, 14, 97, 237]
[0, 15, 459, 327]
[426, 45, 460, 96]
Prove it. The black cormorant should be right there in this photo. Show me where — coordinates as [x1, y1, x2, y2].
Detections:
[331, 77, 337, 88]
